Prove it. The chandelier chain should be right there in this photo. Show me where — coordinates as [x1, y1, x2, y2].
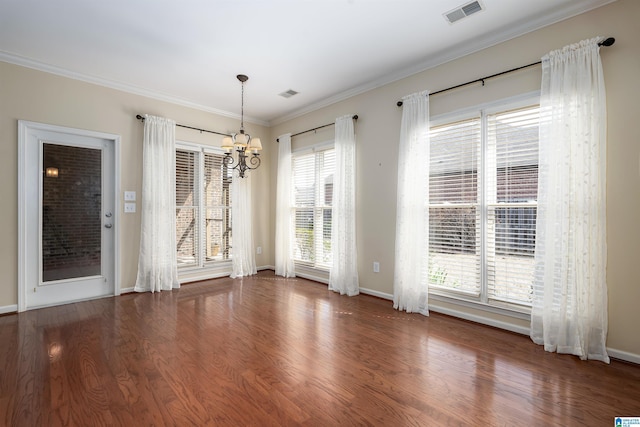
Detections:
[240, 80, 245, 131]
[223, 74, 260, 178]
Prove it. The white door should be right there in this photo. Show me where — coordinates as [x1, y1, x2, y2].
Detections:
[19, 121, 119, 310]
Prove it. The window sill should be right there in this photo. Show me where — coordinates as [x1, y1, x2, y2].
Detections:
[429, 290, 531, 321]
[294, 263, 330, 284]
[178, 260, 232, 284]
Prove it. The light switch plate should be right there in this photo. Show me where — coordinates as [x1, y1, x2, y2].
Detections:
[124, 191, 136, 201]
[124, 202, 136, 213]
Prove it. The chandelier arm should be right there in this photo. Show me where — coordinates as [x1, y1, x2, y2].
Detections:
[247, 155, 261, 170]
[223, 153, 239, 170]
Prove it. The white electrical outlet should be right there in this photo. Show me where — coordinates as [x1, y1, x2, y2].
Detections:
[124, 191, 136, 201]
[124, 202, 136, 213]
[373, 262, 380, 273]
[256, 246, 262, 255]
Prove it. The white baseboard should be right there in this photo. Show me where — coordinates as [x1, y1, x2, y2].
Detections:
[122, 268, 278, 293]
[607, 347, 640, 365]
[358, 287, 639, 365]
[359, 287, 392, 300]
[0, 304, 17, 315]
[178, 266, 274, 285]
[428, 303, 530, 335]
[294, 271, 329, 285]
[179, 271, 231, 284]
[339, 286, 531, 335]
[361, 286, 530, 334]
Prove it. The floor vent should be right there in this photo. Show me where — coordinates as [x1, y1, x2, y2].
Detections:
[444, 0, 483, 24]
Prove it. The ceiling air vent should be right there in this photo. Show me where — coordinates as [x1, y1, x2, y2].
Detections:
[279, 89, 299, 99]
[444, 0, 483, 24]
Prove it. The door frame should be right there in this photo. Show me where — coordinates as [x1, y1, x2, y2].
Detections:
[17, 120, 121, 312]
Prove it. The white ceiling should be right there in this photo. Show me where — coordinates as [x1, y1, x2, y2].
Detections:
[0, 0, 614, 125]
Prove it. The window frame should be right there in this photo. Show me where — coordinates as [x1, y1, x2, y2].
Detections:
[175, 141, 233, 275]
[427, 92, 540, 315]
[291, 141, 335, 272]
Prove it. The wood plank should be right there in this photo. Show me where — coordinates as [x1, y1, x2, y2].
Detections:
[0, 270, 638, 426]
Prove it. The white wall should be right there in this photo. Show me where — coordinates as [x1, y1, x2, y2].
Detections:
[0, 63, 272, 308]
[269, 0, 640, 359]
[1, 0, 637, 360]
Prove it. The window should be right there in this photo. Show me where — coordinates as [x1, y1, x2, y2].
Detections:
[292, 147, 335, 269]
[428, 100, 539, 308]
[176, 145, 232, 268]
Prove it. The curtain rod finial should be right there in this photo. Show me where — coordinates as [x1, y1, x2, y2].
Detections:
[599, 37, 615, 47]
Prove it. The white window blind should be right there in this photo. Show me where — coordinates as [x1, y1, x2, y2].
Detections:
[176, 149, 199, 266]
[292, 148, 335, 269]
[429, 117, 482, 295]
[203, 152, 232, 262]
[486, 105, 539, 304]
[176, 147, 232, 269]
[428, 100, 539, 308]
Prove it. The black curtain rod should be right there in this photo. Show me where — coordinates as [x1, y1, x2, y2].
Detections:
[277, 115, 359, 142]
[135, 114, 230, 137]
[396, 37, 615, 107]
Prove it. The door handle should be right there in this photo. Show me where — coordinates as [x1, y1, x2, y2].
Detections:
[105, 224, 113, 229]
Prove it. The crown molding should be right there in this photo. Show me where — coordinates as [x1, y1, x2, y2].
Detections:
[0, 0, 615, 129]
[268, 0, 616, 126]
[0, 50, 270, 127]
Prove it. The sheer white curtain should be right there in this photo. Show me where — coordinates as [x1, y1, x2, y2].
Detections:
[329, 115, 359, 296]
[230, 173, 257, 278]
[275, 133, 295, 278]
[134, 114, 180, 293]
[393, 91, 430, 315]
[531, 37, 609, 363]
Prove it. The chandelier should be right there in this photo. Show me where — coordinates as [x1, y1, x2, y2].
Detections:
[221, 74, 262, 178]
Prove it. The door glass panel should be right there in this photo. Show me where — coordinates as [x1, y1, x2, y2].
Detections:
[42, 143, 102, 282]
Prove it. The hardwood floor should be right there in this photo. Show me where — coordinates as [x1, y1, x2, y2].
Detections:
[1, 270, 639, 426]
